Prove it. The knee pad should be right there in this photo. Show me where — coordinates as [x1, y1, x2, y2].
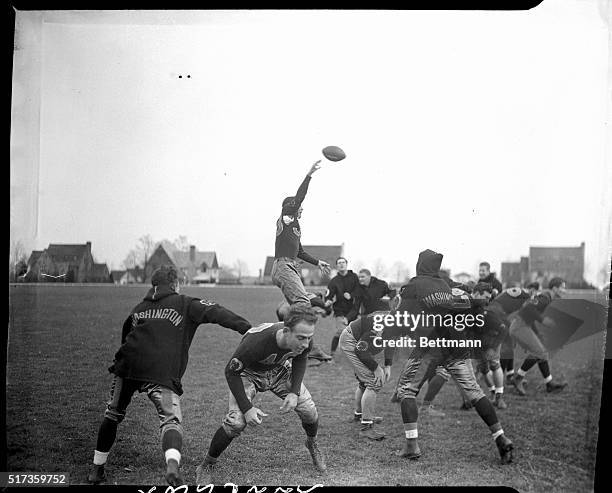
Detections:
[295, 398, 318, 424]
[222, 410, 247, 438]
[489, 360, 501, 371]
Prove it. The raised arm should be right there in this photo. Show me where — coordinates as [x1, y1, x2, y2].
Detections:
[282, 161, 321, 215]
[188, 299, 251, 334]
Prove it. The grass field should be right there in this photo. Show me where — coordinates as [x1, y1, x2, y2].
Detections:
[6, 284, 606, 490]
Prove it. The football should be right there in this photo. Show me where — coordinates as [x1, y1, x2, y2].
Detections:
[322, 145, 346, 162]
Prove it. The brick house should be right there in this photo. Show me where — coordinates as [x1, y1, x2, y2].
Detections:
[145, 244, 219, 285]
[25, 242, 110, 282]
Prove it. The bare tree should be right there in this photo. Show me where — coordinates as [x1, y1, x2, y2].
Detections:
[372, 258, 387, 278]
[138, 235, 155, 269]
[390, 260, 411, 284]
[9, 239, 28, 281]
[173, 235, 190, 252]
[122, 249, 139, 270]
[233, 259, 249, 280]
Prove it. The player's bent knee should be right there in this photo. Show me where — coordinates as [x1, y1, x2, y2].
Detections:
[161, 422, 183, 437]
[222, 411, 246, 438]
[296, 399, 318, 424]
[489, 360, 501, 371]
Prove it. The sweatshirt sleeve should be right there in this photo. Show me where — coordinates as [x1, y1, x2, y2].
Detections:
[288, 341, 312, 394]
[297, 242, 319, 266]
[282, 175, 312, 215]
[188, 299, 251, 334]
[120, 315, 134, 344]
[224, 342, 258, 414]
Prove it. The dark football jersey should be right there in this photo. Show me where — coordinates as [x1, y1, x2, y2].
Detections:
[225, 322, 312, 413]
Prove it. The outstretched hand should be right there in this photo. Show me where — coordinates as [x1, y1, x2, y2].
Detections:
[318, 260, 331, 276]
[308, 160, 322, 176]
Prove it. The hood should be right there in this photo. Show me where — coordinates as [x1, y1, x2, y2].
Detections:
[144, 284, 178, 301]
[416, 249, 443, 276]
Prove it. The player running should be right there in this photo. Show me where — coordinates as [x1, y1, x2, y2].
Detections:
[339, 310, 399, 440]
[419, 282, 510, 412]
[195, 305, 327, 485]
[392, 249, 513, 464]
[510, 277, 568, 396]
[271, 161, 333, 361]
[87, 266, 251, 486]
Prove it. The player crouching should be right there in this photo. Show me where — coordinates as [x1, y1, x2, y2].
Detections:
[196, 305, 326, 485]
[339, 311, 396, 440]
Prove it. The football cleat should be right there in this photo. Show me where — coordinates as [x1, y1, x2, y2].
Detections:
[165, 459, 183, 487]
[305, 439, 327, 472]
[420, 404, 446, 418]
[513, 375, 526, 396]
[546, 381, 567, 393]
[494, 394, 508, 410]
[495, 434, 514, 464]
[195, 462, 215, 485]
[359, 423, 386, 441]
[87, 464, 106, 484]
[395, 440, 421, 460]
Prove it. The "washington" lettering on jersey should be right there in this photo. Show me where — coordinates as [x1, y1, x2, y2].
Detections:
[132, 308, 183, 327]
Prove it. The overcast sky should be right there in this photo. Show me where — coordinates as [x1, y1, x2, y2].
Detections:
[10, 3, 612, 285]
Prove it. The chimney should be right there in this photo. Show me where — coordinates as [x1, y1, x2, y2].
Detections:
[189, 245, 196, 263]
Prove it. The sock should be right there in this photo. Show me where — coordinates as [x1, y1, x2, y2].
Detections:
[520, 358, 538, 373]
[489, 385, 495, 393]
[331, 336, 340, 353]
[164, 448, 181, 465]
[506, 360, 514, 373]
[403, 422, 418, 439]
[162, 429, 182, 454]
[93, 450, 109, 466]
[96, 418, 119, 453]
[423, 374, 446, 403]
[474, 396, 499, 427]
[302, 419, 319, 438]
[538, 360, 551, 379]
[400, 397, 418, 423]
[490, 422, 504, 440]
[495, 387, 504, 395]
[208, 427, 234, 459]
[544, 375, 553, 383]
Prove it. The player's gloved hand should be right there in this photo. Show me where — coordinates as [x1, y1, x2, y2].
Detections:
[308, 160, 322, 176]
[383, 365, 392, 383]
[373, 366, 385, 387]
[318, 261, 331, 275]
[325, 299, 333, 307]
[245, 407, 268, 426]
[343, 292, 352, 300]
[279, 393, 299, 414]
